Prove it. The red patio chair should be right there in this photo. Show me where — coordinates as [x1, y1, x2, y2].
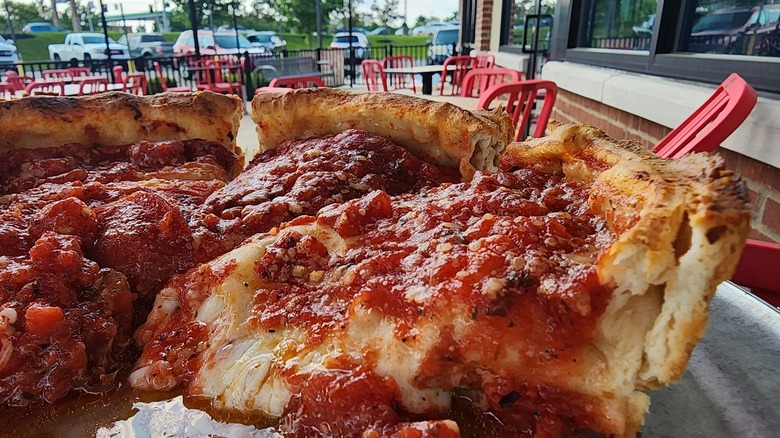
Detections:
[0, 81, 12, 98]
[460, 68, 522, 98]
[475, 53, 496, 69]
[477, 80, 558, 140]
[77, 76, 108, 95]
[195, 59, 241, 95]
[439, 56, 477, 96]
[361, 59, 387, 92]
[112, 65, 126, 83]
[42, 69, 74, 82]
[382, 55, 416, 93]
[67, 67, 91, 78]
[731, 240, 780, 307]
[122, 73, 147, 95]
[653, 73, 757, 159]
[154, 62, 190, 93]
[268, 76, 326, 89]
[4, 71, 34, 94]
[25, 80, 65, 96]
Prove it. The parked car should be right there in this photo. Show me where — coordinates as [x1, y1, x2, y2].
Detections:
[22, 22, 63, 33]
[632, 14, 655, 37]
[48, 33, 129, 64]
[173, 30, 267, 56]
[688, 5, 774, 54]
[368, 26, 390, 35]
[0, 35, 20, 66]
[732, 4, 780, 56]
[246, 31, 287, 54]
[428, 26, 459, 64]
[117, 33, 174, 59]
[329, 32, 370, 61]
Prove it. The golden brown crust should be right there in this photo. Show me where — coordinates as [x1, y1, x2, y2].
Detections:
[250, 88, 512, 180]
[0, 91, 244, 175]
[503, 121, 751, 436]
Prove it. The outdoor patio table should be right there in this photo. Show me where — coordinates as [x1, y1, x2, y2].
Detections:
[383, 65, 456, 95]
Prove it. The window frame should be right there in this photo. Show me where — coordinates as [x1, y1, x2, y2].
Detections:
[538, 0, 780, 94]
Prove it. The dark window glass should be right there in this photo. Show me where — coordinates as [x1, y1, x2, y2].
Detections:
[434, 29, 459, 45]
[334, 35, 360, 43]
[141, 35, 166, 43]
[509, 0, 557, 48]
[685, 2, 780, 57]
[579, 0, 658, 51]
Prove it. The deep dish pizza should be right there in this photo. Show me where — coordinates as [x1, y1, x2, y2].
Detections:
[0, 89, 750, 437]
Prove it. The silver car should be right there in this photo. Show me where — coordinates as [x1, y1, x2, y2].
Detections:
[0, 36, 20, 66]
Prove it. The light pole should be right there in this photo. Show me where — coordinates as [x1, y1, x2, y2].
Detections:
[316, 0, 322, 49]
[98, 0, 112, 75]
[187, 0, 200, 59]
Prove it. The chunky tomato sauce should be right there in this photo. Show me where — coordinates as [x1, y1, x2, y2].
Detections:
[0, 130, 458, 410]
[191, 129, 460, 261]
[0, 139, 235, 407]
[244, 168, 617, 436]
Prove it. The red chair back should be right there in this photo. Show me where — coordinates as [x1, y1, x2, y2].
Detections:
[78, 77, 108, 95]
[268, 76, 325, 89]
[25, 80, 65, 96]
[112, 65, 125, 83]
[477, 80, 558, 140]
[154, 61, 169, 92]
[67, 67, 91, 78]
[5, 71, 34, 93]
[731, 240, 780, 307]
[361, 59, 387, 92]
[0, 82, 12, 98]
[382, 55, 415, 93]
[653, 73, 757, 159]
[460, 68, 522, 98]
[42, 69, 73, 82]
[475, 53, 495, 69]
[440, 56, 477, 96]
[123, 73, 147, 96]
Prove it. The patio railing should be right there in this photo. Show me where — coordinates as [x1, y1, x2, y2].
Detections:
[2, 42, 476, 98]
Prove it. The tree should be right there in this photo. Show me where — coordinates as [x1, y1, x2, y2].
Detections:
[0, 1, 46, 33]
[370, 0, 401, 27]
[68, 0, 80, 31]
[413, 15, 429, 28]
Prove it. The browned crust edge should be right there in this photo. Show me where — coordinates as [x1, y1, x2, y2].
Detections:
[250, 88, 513, 180]
[0, 91, 244, 176]
[504, 121, 751, 436]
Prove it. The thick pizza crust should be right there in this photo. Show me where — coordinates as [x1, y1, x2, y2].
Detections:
[250, 88, 513, 180]
[503, 121, 751, 435]
[0, 91, 244, 175]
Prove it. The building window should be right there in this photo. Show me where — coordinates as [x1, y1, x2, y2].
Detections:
[547, 0, 780, 93]
[579, 0, 657, 51]
[684, 2, 780, 57]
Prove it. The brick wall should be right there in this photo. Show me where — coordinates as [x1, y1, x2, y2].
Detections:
[552, 89, 780, 243]
[475, 0, 494, 51]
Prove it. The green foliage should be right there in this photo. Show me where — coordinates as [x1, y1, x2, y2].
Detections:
[370, 0, 402, 27]
[0, 1, 46, 33]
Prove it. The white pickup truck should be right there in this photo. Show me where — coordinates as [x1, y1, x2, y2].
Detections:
[48, 33, 129, 64]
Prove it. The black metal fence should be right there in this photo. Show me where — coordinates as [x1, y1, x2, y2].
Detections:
[3, 43, 476, 99]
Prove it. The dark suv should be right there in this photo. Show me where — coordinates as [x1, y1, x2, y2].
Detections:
[689, 5, 780, 55]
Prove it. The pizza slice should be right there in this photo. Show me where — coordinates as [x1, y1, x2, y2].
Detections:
[130, 92, 750, 437]
[0, 90, 512, 414]
[0, 92, 244, 406]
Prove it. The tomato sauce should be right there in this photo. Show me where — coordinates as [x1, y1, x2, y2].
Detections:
[0, 139, 235, 407]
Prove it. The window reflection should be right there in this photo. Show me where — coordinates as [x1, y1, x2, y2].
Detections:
[579, 0, 658, 51]
[686, 2, 780, 57]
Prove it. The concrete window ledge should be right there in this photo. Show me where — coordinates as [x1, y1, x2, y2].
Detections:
[541, 61, 780, 169]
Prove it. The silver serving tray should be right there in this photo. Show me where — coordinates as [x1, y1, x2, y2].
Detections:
[644, 282, 780, 437]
